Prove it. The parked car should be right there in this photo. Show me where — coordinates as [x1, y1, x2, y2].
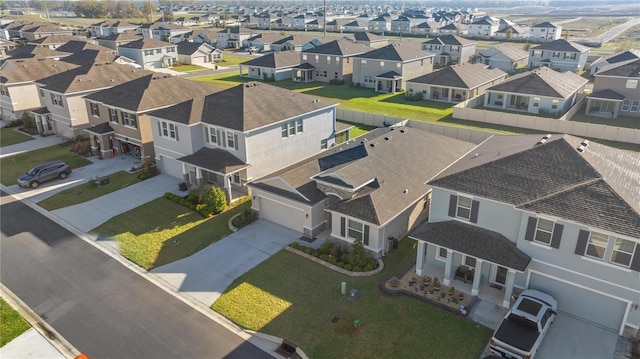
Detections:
[246, 46, 258, 54]
[489, 289, 557, 359]
[18, 160, 72, 188]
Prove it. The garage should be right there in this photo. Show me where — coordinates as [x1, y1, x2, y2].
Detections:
[159, 155, 183, 180]
[191, 55, 207, 64]
[258, 197, 305, 232]
[528, 272, 628, 333]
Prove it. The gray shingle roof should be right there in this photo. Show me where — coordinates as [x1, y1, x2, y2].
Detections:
[85, 122, 115, 135]
[242, 50, 300, 69]
[532, 39, 590, 53]
[178, 147, 249, 174]
[176, 41, 211, 55]
[407, 63, 506, 89]
[596, 58, 640, 78]
[1, 58, 80, 83]
[36, 61, 152, 93]
[423, 35, 475, 46]
[430, 134, 640, 238]
[486, 67, 587, 98]
[118, 38, 175, 49]
[587, 89, 625, 101]
[302, 39, 369, 56]
[355, 42, 434, 62]
[410, 221, 531, 271]
[478, 44, 528, 61]
[531, 21, 559, 28]
[6, 45, 66, 59]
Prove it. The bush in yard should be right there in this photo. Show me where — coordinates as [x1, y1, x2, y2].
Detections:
[207, 186, 227, 214]
[346, 237, 368, 269]
[196, 203, 213, 217]
[233, 206, 257, 228]
[343, 263, 353, 271]
[290, 242, 302, 250]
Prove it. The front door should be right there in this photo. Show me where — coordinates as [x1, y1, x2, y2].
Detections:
[490, 265, 508, 286]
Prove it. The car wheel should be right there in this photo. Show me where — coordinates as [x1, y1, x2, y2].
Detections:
[30, 181, 39, 188]
[59, 172, 68, 179]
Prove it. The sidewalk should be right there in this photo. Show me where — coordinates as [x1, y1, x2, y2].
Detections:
[0, 130, 65, 158]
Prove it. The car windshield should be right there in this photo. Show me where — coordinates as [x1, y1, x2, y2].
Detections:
[26, 167, 39, 176]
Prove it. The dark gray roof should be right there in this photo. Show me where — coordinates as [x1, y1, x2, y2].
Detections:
[531, 21, 559, 28]
[36, 61, 152, 93]
[85, 122, 115, 135]
[355, 42, 433, 62]
[596, 58, 640, 78]
[302, 39, 369, 56]
[587, 89, 625, 101]
[532, 39, 590, 53]
[430, 134, 640, 238]
[176, 41, 212, 55]
[375, 71, 402, 79]
[487, 67, 587, 98]
[118, 38, 175, 49]
[293, 62, 315, 69]
[1, 58, 80, 83]
[30, 107, 50, 115]
[600, 49, 640, 65]
[353, 32, 387, 42]
[423, 34, 475, 46]
[407, 63, 506, 89]
[410, 221, 531, 271]
[242, 50, 300, 69]
[6, 44, 66, 59]
[178, 147, 249, 174]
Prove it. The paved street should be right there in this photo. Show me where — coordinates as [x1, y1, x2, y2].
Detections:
[0, 191, 273, 359]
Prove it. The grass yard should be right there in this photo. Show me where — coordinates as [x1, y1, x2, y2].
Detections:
[0, 297, 31, 347]
[0, 128, 34, 147]
[571, 113, 639, 130]
[213, 239, 492, 359]
[170, 64, 208, 73]
[91, 196, 251, 270]
[0, 144, 91, 186]
[37, 171, 142, 211]
[217, 55, 250, 67]
[338, 121, 377, 139]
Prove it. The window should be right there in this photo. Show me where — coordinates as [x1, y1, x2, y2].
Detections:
[109, 108, 118, 123]
[565, 53, 576, 60]
[39, 89, 44, 97]
[90, 102, 100, 116]
[437, 247, 448, 261]
[610, 238, 635, 267]
[552, 51, 560, 58]
[361, 59, 367, 64]
[379, 61, 385, 68]
[456, 196, 472, 220]
[534, 218, 554, 245]
[585, 232, 608, 260]
[625, 79, 638, 89]
[144, 50, 153, 56]
[233, 173, 241, 184]
[281, 123, 288, 138]
[463, 256, 476, 268]
[327, 56, 331, 64]
[451, 45, 460, 52]
[334, 72, 338, 79]
[347, 219, 363, 242]
[226, 131, 235, 148]
[320, 139, 328, 149]
[208, 127, 217, 144]
[532, 50, 543, 57]
[551, 99, 559, 110]
[51, 93, 64, 107]
[288, 120, 296, 135]
[166, 47, 175, 53]
[155, 49, 162, 54]
[161, 121, 177, 139]
[296, 118, 303, 133]
[631, 100, 640, 112]
[302, 54, 307, 60]
[121, 111, 137, 128]
[0, 85, 9, 96]
[396, 62, 401, 68]
[533, 97, 540, 107]
[622, 99, 631, 112]
[315, 55, 319, 62]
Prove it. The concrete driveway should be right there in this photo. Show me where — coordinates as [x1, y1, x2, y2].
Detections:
[537, 314, 619, 359]
[151, 220, 303, 306]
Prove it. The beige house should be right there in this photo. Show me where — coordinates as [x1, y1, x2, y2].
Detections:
[295, 40, 370, 84]
[421, 35, 476, 66]
[586, 58, 640, 119]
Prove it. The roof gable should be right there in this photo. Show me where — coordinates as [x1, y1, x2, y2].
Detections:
[408, 63, 506, 89]
[487, 67, 587, 98]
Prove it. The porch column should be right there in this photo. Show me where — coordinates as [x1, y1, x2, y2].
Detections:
[239, 65, 243, 77]
[447, 90, 452, 102]
[224, 175, 232, 204]
[502, 269, 516, 308]
[195, 167, 204, 186]
[471, 259, 483, 296]
[182, 163, 189, 184]
[443, 249, 453, 286]
[416, 241, 427, 276]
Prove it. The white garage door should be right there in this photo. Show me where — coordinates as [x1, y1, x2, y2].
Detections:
[259, 197, 304, 232]
[192, 55, 206, 64]
[528, 273, 627, 332]
[159, 155, 183, 179]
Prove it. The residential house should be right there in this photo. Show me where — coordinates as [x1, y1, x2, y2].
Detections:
[5, 44, 67, 60]
[271, 34, 323, 52]
[83, 74, 220, 160]
[529, 21, 562, 42]
[586, 58, 640, 119]
[216, 26, 258, 49]
[19, 23, 74, 41]
[32, 53, 150, 139]
[291, 15, 317, 30]
[0, 38, 17, 57]
[352, 42, 435, 93]
[342, 20, 369, 32]
[295, 40, 369, 84]
[477, 44, 529, 72]
[27, 35, 80, 49]
[422, 35, 476, 66]
[139, 22, 191, 42]
[494, 25, 528, 40]
[345, 31, 389, 49]
[249, 126, 476, 250]
[239, 50, 300, 81]
[96, 31, 141, 50]
[368, 15, 390, 33]
[437, 23, 466, 36]
[391, 16, 411, 33]
[406, 63, 507, 102]
[484, 67, 587, 116]
[413, 21, 436, 36]
[244, 33, 287, 52]
[176, 42, 221, 65]
[0, 58, 79, 122]
[147, 82, 339, 202]
[90, 20, 138, 38]
[411, 133, 640, 335]
[528, 39, 590, 72]
[188, 29, 219, 47]
[117, 38, 178, 69]
[589, 49, 640, 76]
[467, 17, 499, 38]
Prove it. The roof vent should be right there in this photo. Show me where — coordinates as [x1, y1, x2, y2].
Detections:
[580, 139, 589, 147]
[472, 153, 479, 158]
[384, 136, 391, 141]
[536, 138, 547, 145]
[399, 129, 406, 133]
[403, 189, 409, 194]
[577, 145, 586, 153]
[542, 134, 552, 139]
[369, 142, 377, 147]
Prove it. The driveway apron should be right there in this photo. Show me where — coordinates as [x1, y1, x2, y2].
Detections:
[151, 220, 302, 306]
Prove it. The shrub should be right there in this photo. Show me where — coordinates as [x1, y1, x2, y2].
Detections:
[405, 92, 423, 101]
[290, 242, 302, 250]
[329, 79, 345, 85]
[363, 263, 374, 271]
[208, 186, 228, 214]
[343, 263, 353, 271]
[196, 203, 213, 217]
[21, 112, 35, 129]
[319, 254, 328, 261]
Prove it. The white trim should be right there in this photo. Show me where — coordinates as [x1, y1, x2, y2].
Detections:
[526, 269, 631, 336]
[581, 255, 633, 273]
[529, 241, 553, 250]
[530, 259, 640, 294]
[435, 245, 447, 262]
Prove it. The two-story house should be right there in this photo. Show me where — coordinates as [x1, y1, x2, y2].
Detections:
[216, 26, 258, 49]
[411, 134, 640, 335]
[344, 31, 389, 49]
[352, 42, 435, 93]
[96, 31, 141, 50]
[244, 33, 287, 52]
[147, 82, 339, 202]
[586, 58, 640, 119]
[270, 34, 324, 52]
[529, 21, 562, 42]
[467, 17, 499, 38]
[391, 16, 411, 33]
[249, 126, 476, 244]
[83, 74, 220, 160]
[529, 39, 590, 72]
[477, 44, 529, 72]
[90, 20, 138, 38]
[368, 15, 391, 33]
[0, 58, 79, 123]
[589, 49, 640, 76]
[117, 38, 178, 69]
[421, 35, 476, 66]
[239, 50, 300, 81]
[294, 40, 370, 84]
[484, 67, 587, 116]
[139, 22, 191, 42]
[406, 63, 507, 103]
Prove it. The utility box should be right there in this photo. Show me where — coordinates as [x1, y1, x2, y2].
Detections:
[350, 288, 359, 301]
[341, 282, 346, 295]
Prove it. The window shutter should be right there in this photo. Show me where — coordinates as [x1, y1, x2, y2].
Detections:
[175, 126, 179, 141]
[364, 225, 369, 245]
[574, 230, 589, 255]
[470, 200, 479, 223]
[550, 223, 563, 249]
[340, 217, 345, 237]
[221, 131, 226, 147]
[216, 130, 221, 145]
[524, 216, 537, 241]
[157, 122, 161, 136]
[448, 195, 457, 217]
[630, 244, 640, 272]
[234, 134, 238, 150]
[204, 128, 209, 143]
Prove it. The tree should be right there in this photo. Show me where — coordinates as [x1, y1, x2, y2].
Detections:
[75, 0, 107, 18]
[506, 27, 513, 41]
[206, 186, 227, 214]
[143, 1, 156, 23]
[0, 1, 8, 10]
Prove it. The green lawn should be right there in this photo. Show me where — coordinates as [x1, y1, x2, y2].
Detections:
[37, 171, 142, 211]
[0, 144, 92, 186]
[213, 239, 492, 359]
[1, 297, 31, 347]
[338, 121, 377, 139]
[217, 55, 250, 67]
[571, 113, 639, 130]
[91, 197, 251, 270]
[170, 64, 208, 73]
[0, 128, 34, 147]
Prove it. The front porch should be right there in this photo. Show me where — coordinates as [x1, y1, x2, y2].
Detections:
[375, 71, 403, 94]
[586, 89, 624, 119]
[292, 63, 314, 82]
